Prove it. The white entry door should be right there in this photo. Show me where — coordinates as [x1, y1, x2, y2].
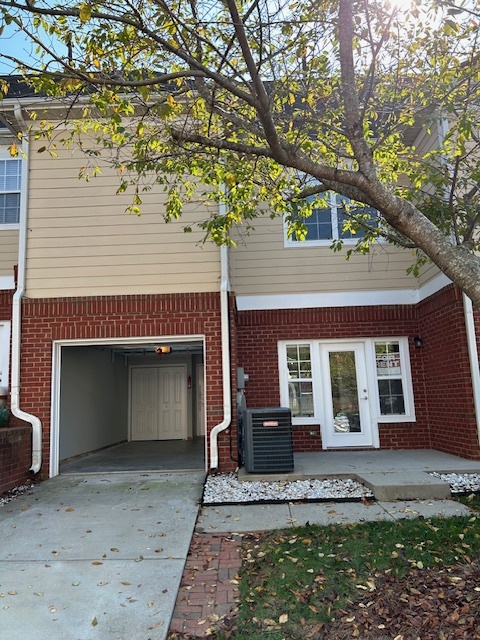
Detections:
[131, 366, 187, 440]
[321, 343, 374, 448]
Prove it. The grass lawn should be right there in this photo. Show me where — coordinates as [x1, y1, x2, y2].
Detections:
[230, 513, 480, 639]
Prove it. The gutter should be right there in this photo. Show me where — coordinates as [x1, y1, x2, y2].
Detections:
[10, 103, 42, 474]
[209, 244, 232, 469]
[463, 293, 480, 444]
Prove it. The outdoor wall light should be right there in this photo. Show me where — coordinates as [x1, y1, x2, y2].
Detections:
[155, 345, 172, 355]
[413, 336, 424, 348]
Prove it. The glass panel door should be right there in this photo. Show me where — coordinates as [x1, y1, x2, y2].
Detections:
[321, 343, 373, 447]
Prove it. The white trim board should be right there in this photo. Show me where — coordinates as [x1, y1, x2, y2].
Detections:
[236, 272, 452, 311]
[0, 275, 15, 289]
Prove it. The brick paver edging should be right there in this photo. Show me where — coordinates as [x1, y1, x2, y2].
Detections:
[168, 533, 243, 638]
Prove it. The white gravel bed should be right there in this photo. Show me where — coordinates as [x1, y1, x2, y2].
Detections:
[0, 483, 34, 507]
[430, 472, 480, 494]
[203, 472, 374, 504]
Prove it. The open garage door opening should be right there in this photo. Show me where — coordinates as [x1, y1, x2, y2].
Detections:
[54, 338, 206, 475]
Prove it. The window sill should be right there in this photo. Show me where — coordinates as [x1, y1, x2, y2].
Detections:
[292, 417, 319, 426]
[377, 415, 416, 423]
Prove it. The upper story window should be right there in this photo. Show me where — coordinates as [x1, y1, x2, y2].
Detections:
[0, 159, 22, 226]
[285, 192, 378, 247]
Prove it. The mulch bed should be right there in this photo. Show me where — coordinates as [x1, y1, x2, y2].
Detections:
[320, 559, 480, 640]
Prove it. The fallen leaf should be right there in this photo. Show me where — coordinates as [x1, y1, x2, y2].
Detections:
[148, 621, 164, 630]
[279, 614, 288, 624]
[92, 617, 98, 627]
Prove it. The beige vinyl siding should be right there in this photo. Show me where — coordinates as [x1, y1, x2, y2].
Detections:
[231, 215, 418, 296]
[26, 140, 220, 298]
[413, 126, 440, 158]
[417, 261, 442, 287]
[412, 125, 444, 288]
[0, 229, 18, 278]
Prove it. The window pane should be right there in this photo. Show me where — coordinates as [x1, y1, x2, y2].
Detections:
[337, 206, 378, 239]
[329, 350, 362, 432]
[375, 341, 402, 376]
[305, 209, 332, 240]
[292, 201, 333, 241]
[0, 193, 20, 224]
[286, 344, 311, 379]
[289, 381, 314, 417]
[0, 160, 21, 191]
[378, 379, 405, 415]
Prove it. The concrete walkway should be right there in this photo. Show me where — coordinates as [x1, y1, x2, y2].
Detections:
[0, 472, 204, 640]
[198, 497, 472, 533]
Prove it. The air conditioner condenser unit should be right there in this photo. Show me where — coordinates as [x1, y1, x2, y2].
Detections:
[242, 407, 294, 473]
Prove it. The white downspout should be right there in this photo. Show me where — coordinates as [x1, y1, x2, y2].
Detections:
[11, 104, 42, 474]
[209, 243, 232, 469]
[463, 293, 480, 444]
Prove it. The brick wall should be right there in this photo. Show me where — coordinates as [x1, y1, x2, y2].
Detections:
[0, 289, 13, 320]
[0, 426, 32, 493]
[237, 304, 427, 453]
[418, 286, 479, 458]
[18, 292, 237, 477]
[236, 294, 480, 459]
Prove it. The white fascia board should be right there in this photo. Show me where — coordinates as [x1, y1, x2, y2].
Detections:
[417, 272, 452, 301]
[236, 289, 419, 311]
[237, 272, 453, 311]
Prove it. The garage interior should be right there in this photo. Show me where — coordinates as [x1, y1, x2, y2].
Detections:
[57, 340, 205, 473]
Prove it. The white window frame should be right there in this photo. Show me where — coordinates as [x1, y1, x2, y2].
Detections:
[278, 337, 416, 427]
[0, 149, 22, 230]
[368, 338, 416, 423]
[283, 192, 379, 248]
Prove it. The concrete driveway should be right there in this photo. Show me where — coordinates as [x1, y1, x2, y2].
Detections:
[0, 471, 204, 640]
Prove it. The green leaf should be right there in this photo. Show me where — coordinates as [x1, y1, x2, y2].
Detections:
[79, 3, 92, 23]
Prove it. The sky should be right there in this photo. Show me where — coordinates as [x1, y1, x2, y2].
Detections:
[0, 23, 53, 75]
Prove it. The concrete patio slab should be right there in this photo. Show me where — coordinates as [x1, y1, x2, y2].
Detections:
[0, 472, 204, 640]
[358, 471, 451, 501]
[242, 449, 480, 480]
[239, 449, 480, 500]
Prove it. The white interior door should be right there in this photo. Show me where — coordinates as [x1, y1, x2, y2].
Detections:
[158, 367, 186, 439]
[131, 366, 186, 440]
[321, 343, 374, 448]
[131, 368, 159, 440]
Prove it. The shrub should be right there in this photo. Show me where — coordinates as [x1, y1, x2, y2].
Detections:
[0, 406, 10, 427]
